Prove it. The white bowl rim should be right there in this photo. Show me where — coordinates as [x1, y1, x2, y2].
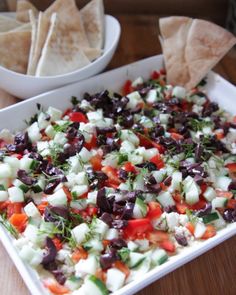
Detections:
[0, 14, 121, 80]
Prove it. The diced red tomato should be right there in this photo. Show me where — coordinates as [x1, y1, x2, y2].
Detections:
[227, 199, 236, 209]
[71, 247, 88, 263]
[122, 80, 134, 96]
[86, 205, 98, 217]
[225, 163, 236, 173]
[63, 108, 72, 117]
[7, 202, 23, 218]
[215, 190, 233, 199]
[9, 213, 28, 233]
[43, 279, 69, 295]
[62, 186, 72, 202]
[84, 134, 97, 150]
[185, 222, 195, 235]
[122, 162, 136, 173]
[137, 133, 165, 153]
[160, 68, 166, 75]
[147, 230, 169, 243]
[114, 261, 130, 278]
[69, 112, 88, 123]
[173, 192, 182, 203]
[0, 201, 10, 212]
[123, 218, 153, 239]
[37, 201, 49, 215]
[159, 240, 176, 253]
[95, 268, 107, 283]
[151, 70, 160, 80]
[150, 154, 164, 169]
[200, 183, 208, 194]
[102, 239, 111, 248]
[170, 132, 184, 141]
[90, 154, 102, 171]
[11, 153, 23, 159]
[201, 225, 216, 239]
[160, 182, 168, 191]
[146, 202, 162, 220]
[102, 166, 121, 185]
[215, 132, 224, 140]
[52, 238, 63, 251]
[190, 199, 207, 210]
[176, 202, 189, 214]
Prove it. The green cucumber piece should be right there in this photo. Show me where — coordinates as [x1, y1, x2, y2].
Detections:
[29, 159, 39, 170]
[151, 248, 168, 266]
[85, 275, 109, 295]
[19, 183, 30, 193]
[202, 212, 219, 224]
[129, 252, 146, 269]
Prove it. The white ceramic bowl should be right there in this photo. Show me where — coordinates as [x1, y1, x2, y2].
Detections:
[0, 15, 121, 99]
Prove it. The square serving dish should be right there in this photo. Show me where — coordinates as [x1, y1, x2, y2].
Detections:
[0, 55, 236, 295]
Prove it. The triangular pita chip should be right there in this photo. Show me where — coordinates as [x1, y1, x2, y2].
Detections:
[16, 0, 39, 23]
[31, 0, 89, 76]
[81, 0, 105, 49]
[83, 47, 102, 61]
[27, 10, 38, 75]
[0, 30, 31, 73]
[35, 13, 90, 76]
[159, 17, 236, 90]
[159, 16, 192, 87]
[0, 15, 22, 32]
[185, 19, 236, 89]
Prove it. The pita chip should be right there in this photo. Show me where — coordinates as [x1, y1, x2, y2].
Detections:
[27, 10, 38, 75]
[185, 19, 236, 90]
[159, 16, 193, 87]
[16, 0, 39, 23]
[0, 30, 31, 73]
[35, 13, 90, 77]
[81, 0, 105, 49]
[31, 0, 89, 76]
[0, 15, 22, 32]
[159, 17, 236, 90]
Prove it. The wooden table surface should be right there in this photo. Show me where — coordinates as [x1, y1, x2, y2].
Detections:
[0, 14, 236, 295]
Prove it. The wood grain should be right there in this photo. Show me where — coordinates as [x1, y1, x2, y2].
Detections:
[0, 13, 236, 295]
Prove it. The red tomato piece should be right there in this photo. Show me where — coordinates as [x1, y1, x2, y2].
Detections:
[90, 154, 102, 171]
[189, 199, 207, 210]
[9, 213, 28, 233]
[170, 132, 184, 141]
[122, 162, 136, 173]
[147, 202, 162, 220]
[201, 225, 216, 239]
[185, 222, 195, 235]
[225, 163, 236, 173]
[176, 202, 189, 214]
[84, 134, 97, 150]
[159, 240, 176, 253]
[52, 238, 63, 251]
[43, 279, 69, 295]
[215, 190, 233, 199]
[123, 218, 153, 239]
[150, 154, 164, 169]
[227, 199, 236, 209]
[102, 166, 121, 185]
[69, 112, 88, 123]
[7, 202, 23, 218]
[122, 80, 134, 96]
[151, 70, 160, 80]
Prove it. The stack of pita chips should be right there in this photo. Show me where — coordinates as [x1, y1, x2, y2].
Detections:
[0, 0, 105, 76]
[159, 16, 236, 90]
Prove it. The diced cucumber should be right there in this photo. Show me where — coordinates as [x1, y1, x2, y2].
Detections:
[203, 187, 217, 202]
[106, 268, 126, 293]
[211, 210, 226, 229]
[143, 148, 159, 161]
[29, 159, 39, 170]
[83, 238, 103, 253]
[3, 156, 20, 171]
[68, 155, 83, 173]
[127, 241, 139, 252]
[212, 197, 227, 209]
[133, 197, 147, 219]
[152, 170, 165, 183]
[172, 86, 186, 98]
[47, 106, 62, 121]
[202, 212, 219, 224]
[92, 219, 109, 238]
[72, 223, 90, 245]
[0, 190, 8, 201]
[127, 256, 151, 282]
[159, 113, 170, 124]
[27, 122, 42, 143]
[194, 222, 206, 238]
[19, 245, 43, 266]
[146, 89, 158, 104]
[82, 275, 108, 295]
[65, 276, 83, 291]
[120, 130, 140, 146]
[53, 132, 68, 146]
[24, 202, 41, 218]
[104, 228, 119, 240]
[157, 191, 175, 207]
[20, 157, 34, 173]
[169, 171, 182, 192]
[87, 191, 97, 205]
[32, 178, 45, 193]
[78, 147, 92, 163]
[183, 176, 200, 205]
[0, 163, 12, 178]
[47, 188, 67, 206]
[13, 179, 29, 193]
[166, 212, 179, 231]
[132, 77, 143, 87]
[129, 252, 146, 269]
[8, 186, 24, 202]
[45, 125, 56, 138]
[134, 239, 149, 251]
[128, 153, 143, 165]
[71, 185, 88, 198]
[214, 176, 231, 191]
[151, 248, 168, 266]
[120, 140, 135, 153]
[75, 255, 98, 276]
[37, 112, 50, 130]
[70, 199, 87, 211]
[126, 91, 143, 110]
